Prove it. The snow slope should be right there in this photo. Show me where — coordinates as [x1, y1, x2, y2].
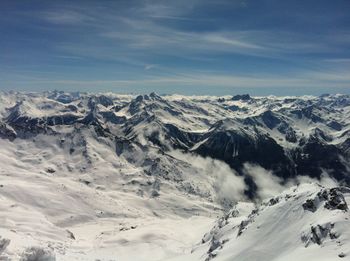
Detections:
[0, 135, 221, 260]
[172, 184, 350, 261]
[0, 91, 349, 260]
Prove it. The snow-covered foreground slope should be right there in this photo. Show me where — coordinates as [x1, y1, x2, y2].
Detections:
[0, 91, 349, 260]
[171, 184, 350, 261]
[0, 136, 221, 260]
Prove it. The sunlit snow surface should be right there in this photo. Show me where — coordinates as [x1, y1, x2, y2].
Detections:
[0, 91, 349, 260]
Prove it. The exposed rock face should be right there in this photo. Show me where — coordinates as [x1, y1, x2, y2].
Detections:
[232, 94, 251, 101]
[0, 237, 10, 254]
[302, 187, 349, 212]
[0, 122, 16, 140]
[19, 246, 56, 261]
[285, 128, 297, 143]
[194, 127, 292, 180]
[321, 188, 349, 211]
[301, 223, 338, 247]
[302, 198, 318, 212]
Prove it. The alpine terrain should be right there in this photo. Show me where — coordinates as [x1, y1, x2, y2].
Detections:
[0, 91, 349, 261]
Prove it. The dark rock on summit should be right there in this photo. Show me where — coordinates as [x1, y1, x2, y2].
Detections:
[232, 94, 251, 101]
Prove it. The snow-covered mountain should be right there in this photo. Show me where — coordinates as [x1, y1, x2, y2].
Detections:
[0, 91, 349, 260]
[175, 184, 350, 261]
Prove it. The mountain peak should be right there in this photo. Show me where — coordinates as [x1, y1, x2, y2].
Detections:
[232, 94, 251, 101]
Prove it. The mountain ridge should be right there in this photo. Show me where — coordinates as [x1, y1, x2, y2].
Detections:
[0, 91, 349, 260]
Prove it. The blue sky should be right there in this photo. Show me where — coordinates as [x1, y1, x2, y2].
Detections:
[1, 0, 350, 95]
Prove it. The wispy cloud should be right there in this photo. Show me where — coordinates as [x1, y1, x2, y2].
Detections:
[101, 28, 266, 56]
[1, 0, 350, 94]
[144, 64, 157, 70]
[7, 67, 350, 90]
[42, 10, 94, 25]
[31, 2, 349, 63]
[324, 58, 350, 63]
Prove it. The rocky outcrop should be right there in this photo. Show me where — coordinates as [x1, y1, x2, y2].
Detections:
[302, 187, 348, 212]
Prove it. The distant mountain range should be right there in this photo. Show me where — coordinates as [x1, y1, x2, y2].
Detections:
[1, 92, 349, 191]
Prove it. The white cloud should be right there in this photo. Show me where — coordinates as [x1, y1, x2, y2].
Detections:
[243, 163, 340, 200]
[243, 163, 285, 200]
[169, 150, 247, 204]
